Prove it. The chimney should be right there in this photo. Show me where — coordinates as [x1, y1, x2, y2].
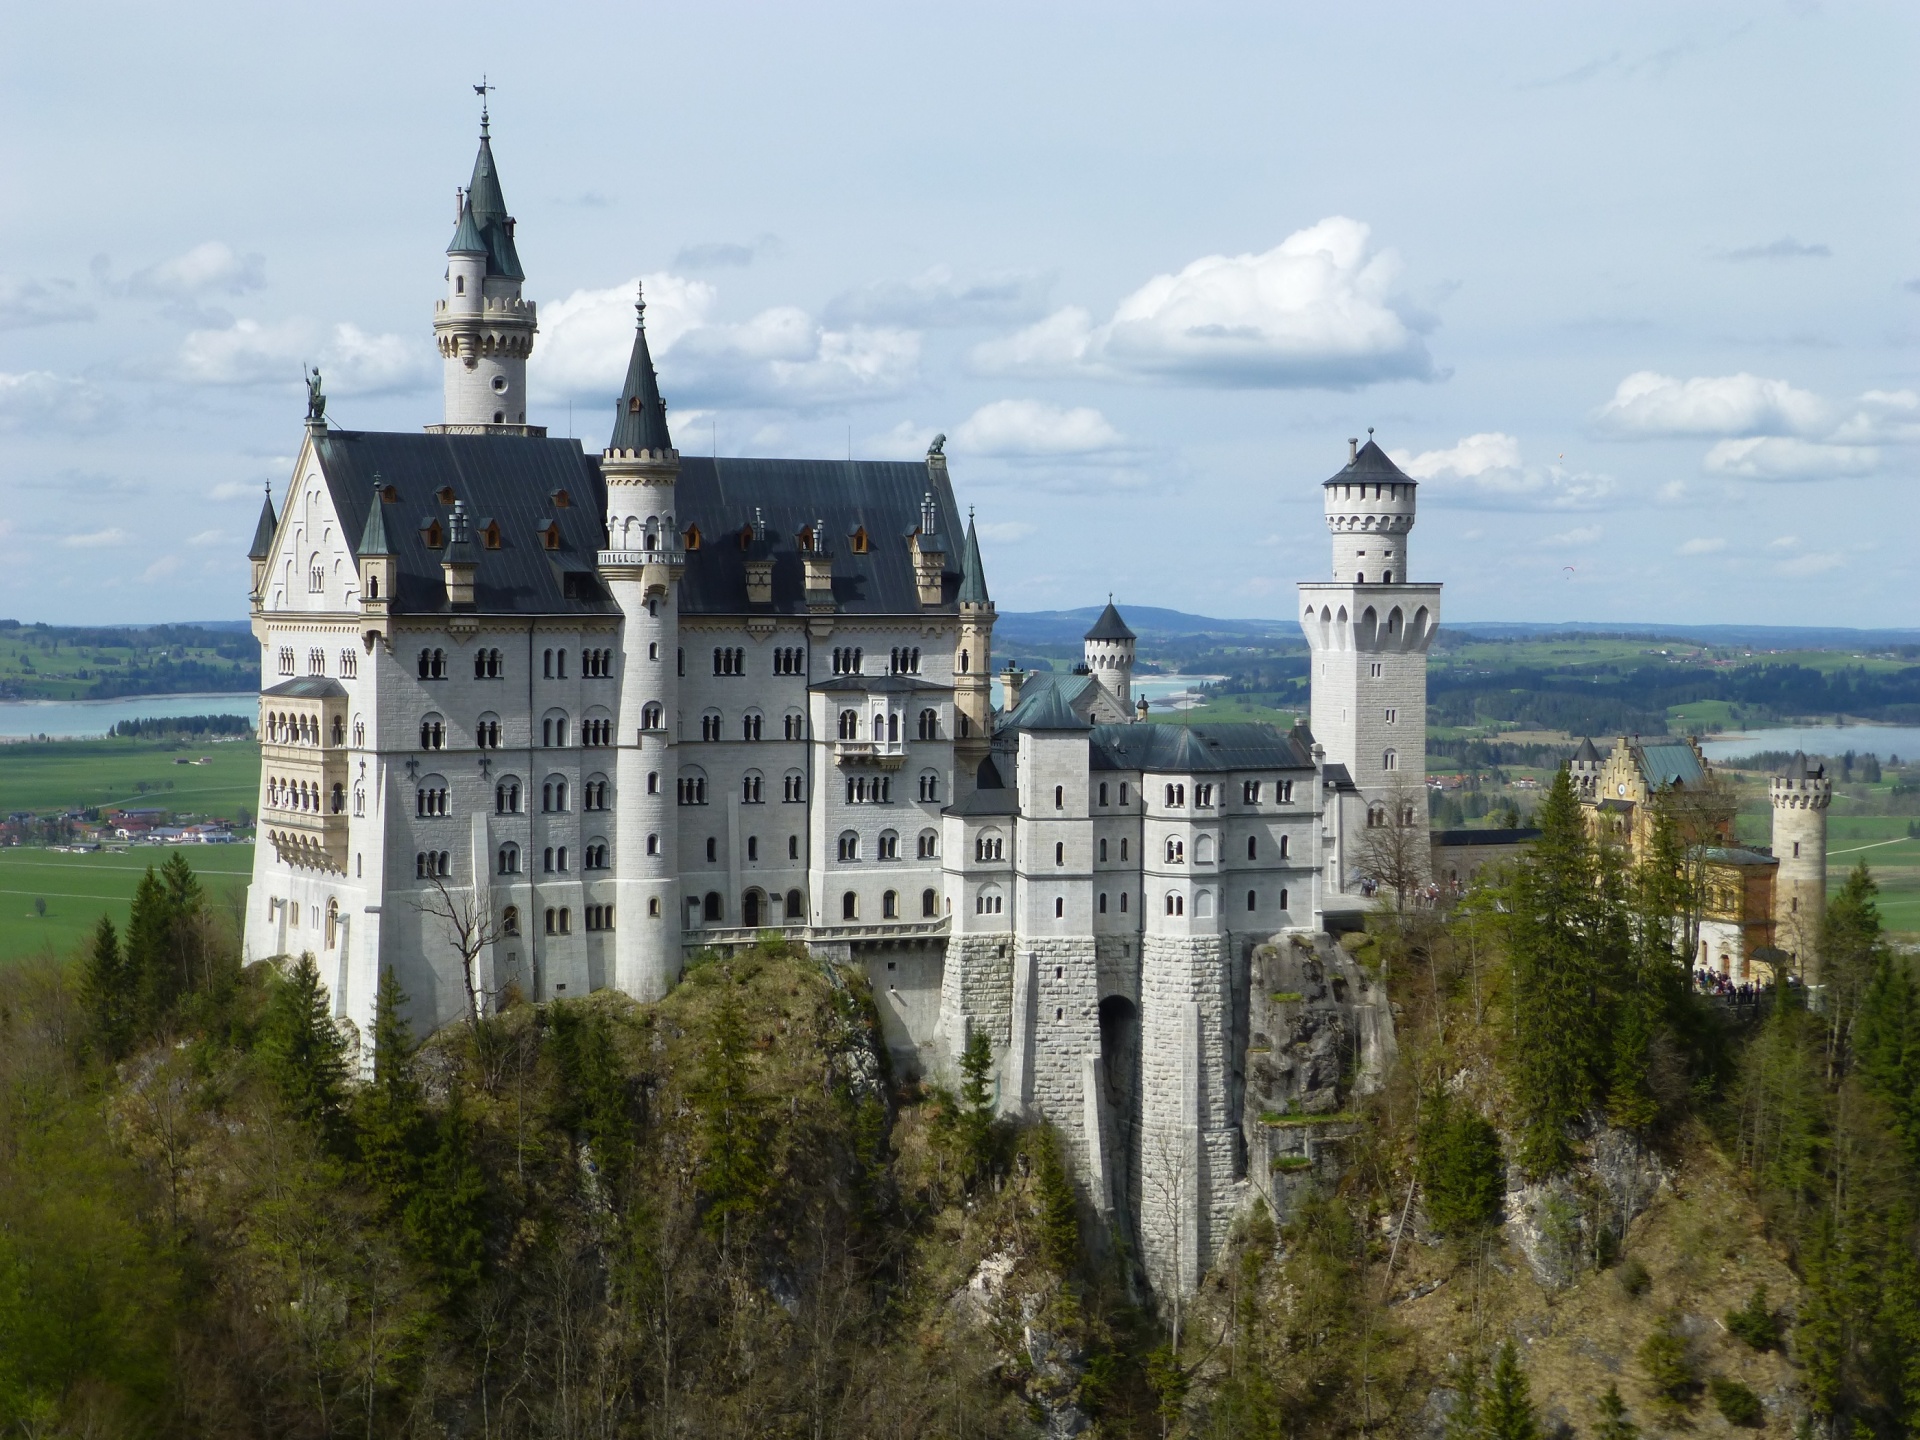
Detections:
[455, 187, 464, 223]
[1348, 436, 1359, 464]
[1002, 659, 1025, 711]
[441, 500, 477, 608]
[803, 515, 835, 610]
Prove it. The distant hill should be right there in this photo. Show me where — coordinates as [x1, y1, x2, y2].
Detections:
[996, 606, 1297, 649]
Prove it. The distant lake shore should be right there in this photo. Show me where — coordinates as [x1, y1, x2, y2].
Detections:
[0, 694, 258, 741]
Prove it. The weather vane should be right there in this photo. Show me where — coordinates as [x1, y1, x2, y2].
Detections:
[474, 75, 494, 127]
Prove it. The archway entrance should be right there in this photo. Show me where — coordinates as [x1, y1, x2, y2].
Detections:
[1098, 994, 1141, 1227]
[742, 889, 765, 927]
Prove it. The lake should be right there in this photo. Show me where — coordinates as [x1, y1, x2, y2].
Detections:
[991, 673, 1225, 712]
[1700, 726, 1920, 764]
[0, 693, 257, 740]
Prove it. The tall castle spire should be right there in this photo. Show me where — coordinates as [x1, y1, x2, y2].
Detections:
[609, 284, 674, 455]
[430, 95, 540, 435]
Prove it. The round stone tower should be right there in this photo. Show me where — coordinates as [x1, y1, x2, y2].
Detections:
[1323, 431, 1417, 585]
[1770, 751, 1830, 971]
[1083, 597, 1136, 709]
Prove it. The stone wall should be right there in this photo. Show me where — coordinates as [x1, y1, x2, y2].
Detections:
[935, 933, 1013, 1084]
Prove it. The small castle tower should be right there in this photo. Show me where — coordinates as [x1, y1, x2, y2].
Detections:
[1569, 737, 1605, 799]
[953, 507, 996, 779]
[1083, 598, 1136, 710]
[599, 287, 683, 1000]
[1770, 752, 1830, 972]
[432, 101, 539, 432]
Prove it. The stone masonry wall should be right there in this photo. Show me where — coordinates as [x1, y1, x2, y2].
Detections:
[1023, 935, 1103, 1183]
[936, 933, 1013, 1085]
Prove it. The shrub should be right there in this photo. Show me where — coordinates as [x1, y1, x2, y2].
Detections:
[1638, 1317, 1698, 1415]
[1708, 1376, 1763, 1426]
[1418, 1094, 1506, 1236]
[1616, 1256, 1651, 1298]
[1725, 1285, 1780, 1352]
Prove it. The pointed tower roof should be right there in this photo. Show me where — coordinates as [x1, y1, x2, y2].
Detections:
[446, 198, 486, 257]
[448, 111, 524, 281]
[608, 286, 675, 454]
[1573, 736, 1602, 763]
[958, 511, 990, 605]
[248, 488, 278, 561]
[1084, 598, 1135, 642]
[1324, 435, 1415, 487]
[356, 482, 392, 556]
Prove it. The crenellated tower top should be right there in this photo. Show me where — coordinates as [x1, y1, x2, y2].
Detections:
[1323, 432, 1417, 585]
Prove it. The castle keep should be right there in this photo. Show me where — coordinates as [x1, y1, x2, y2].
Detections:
[245, 113, 1442, 1296]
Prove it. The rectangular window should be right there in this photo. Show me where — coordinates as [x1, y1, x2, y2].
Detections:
[1385, 708, 1397, 724]
[1369, 662, 1383, 679]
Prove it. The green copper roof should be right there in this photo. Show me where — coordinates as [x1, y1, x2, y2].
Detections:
[1009, 683, 1090, 732]
[248, 490, 278, 560]
[446, 199, 486, 256]
[452, 123, 524, 281]
[356, 483, 392, 557]
[608, 293, 674, 453]
[958, 514, 990, 604]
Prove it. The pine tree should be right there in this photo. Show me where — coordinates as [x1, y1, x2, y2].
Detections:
[548, 1002, 632, 1188]
[405, 1086, 488, 1298]
[1504, 768, 1610, 1176]
[1030, 1126, 1081, 1275]
[356, 967, 427, 1214]
[957, 1027, 996, 1182]
[1593, 1383, 1637, 1440]
[693, 977, 769, 1249]
[1482, 1341, 1540, 1440]
[1856, 944, 1920, 1170]
[1418, 1090, 1505, 1236]
[125, 865, 177, 1030]
[257, 953, 348, 1139]
[1443, 1354, 1481, 1440]
[80, 915, 136, 1060]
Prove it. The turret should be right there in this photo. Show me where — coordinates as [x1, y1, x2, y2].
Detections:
[599, 289, 683, 1002]
[431, 103, 539, 433]
[355, 480, 394, 648]
[954, 508, 996, 760]
[1083, 597, 1136, 709]
[1324, 432, 1417, 584]
[1570, 736, 1604, 799]
[1770, 752, 1831, 974]
[248, 484, 278, 606]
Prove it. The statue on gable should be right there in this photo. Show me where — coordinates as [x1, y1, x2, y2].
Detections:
[305, 367, 327, 423]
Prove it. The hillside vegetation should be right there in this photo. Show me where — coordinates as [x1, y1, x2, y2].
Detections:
[4, 779, 1919, 1436]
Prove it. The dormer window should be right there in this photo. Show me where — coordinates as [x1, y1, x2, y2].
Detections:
[739, 524, 754, 551]
[684, 524, 702, 551]
[381, 484, 398, 504]
[628, 396, 642, 414]
[539, 521, 561, 552]
[798, 525, 814, 552]
[850, 526, 869, 554]
[550, 488, 572, 509]
[481, 520, 502, 551]
[437, 486, 456, 506]
[422, 520, 445, 549]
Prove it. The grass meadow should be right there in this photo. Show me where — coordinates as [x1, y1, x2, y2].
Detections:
[0, 844, 256, 961]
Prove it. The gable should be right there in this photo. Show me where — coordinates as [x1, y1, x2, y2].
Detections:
[265, 437, 356, 614]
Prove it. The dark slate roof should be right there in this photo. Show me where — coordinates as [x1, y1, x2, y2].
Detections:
[1780, 750, 1824, 781]
[810, 674, 946, 695]
[607, 297, 674, 454]
[1573, 736, 1603, 763]
[355, 482, 392, 556]
[1084, 600, 1135, 642]
[1323, 762, 1356, 791]
[1434, 827, 1543, 848]
[957, 514, 990, 605]
[1702, 845, 1778, 868]
[249, 491, 278, 560]
[1010, 684, 1091, 732]
[951, 755, 1019, 815]
[312, 430, 612, 616]
[1324, 436, 1415, 488]
[1087, 722, 1315, 774]
[675, 456, 961, 616]
[1636, 741, 1706, 790]
[453, 123, 524, 281]
[263, 677, 348, 699]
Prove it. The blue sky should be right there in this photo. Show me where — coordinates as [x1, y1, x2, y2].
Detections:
[1, 2, 1914, 626]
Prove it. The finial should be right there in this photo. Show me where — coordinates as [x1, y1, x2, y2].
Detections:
[635, 280, 647, 327]
[968, 505, 975, 521]
[473, 76, 494, 133]
[1368, 426, 1375, 438]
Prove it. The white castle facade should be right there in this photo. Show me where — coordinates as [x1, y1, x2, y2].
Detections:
[242, 116, 1438, 1295]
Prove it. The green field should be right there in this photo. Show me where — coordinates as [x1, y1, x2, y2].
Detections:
[0, 844, 255, 960]
[0, 736, 259, 817]
[0, 621, 255, 700]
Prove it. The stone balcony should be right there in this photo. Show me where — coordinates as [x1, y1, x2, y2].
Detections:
[833, 739, 907, 770]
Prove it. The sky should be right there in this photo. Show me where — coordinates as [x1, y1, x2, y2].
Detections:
[1, 2, 1915, 628]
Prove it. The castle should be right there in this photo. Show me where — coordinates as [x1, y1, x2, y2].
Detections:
[242, 111, 1453, 1297]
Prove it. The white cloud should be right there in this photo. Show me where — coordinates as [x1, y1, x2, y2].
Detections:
[977, 520, 1037, 542]
[1830, 389, 1920, 445]
[1594, 371, 1828, 438]
[1677, 537, 1726, 555]
[537, 273, 918, 408]
[1542, 525, 1603, 547]
[176, 318, 431, 394]
[1778, 550, 1844, 578]
[207, 479, 267, 501]
[187, 529, 226, 547]
[1767, 536, 1800, 551]
[951, 400, 1124, 458]
[972, 216, 1435, 389]
[61, 527, 130, 547]
[114, 241, 265, 301]
[0, 370, 106, 430]
[1703, 436, 1879, 481]
[1390, 432, 1613, 510]
[826, 265, 1051, 328]
[0, 276, 93, 329]
[141, 555, 181, 582]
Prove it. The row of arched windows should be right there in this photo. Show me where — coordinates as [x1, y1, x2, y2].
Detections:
[835, 889, 937, 921]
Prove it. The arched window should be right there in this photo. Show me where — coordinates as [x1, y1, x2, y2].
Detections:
[918, 708, 938, 740]
[1165, 837, 1184, 864]
[783, 710, 806, 741]
[700, 710, 723, 742]
[1120, 892, 1129, 913]
[842, 891, 859, 921]
[1279, 834, 1290, 858]
[786, 888, 804, 919]
[783, 771, 805, 803]
[917, 829, 939, 860]
[883, 890, 899, 919]
[419, 713, 445, 750]
[1165, 892, 1184, 916]
[542, 777, 569, 812]
[646, 832, 659, 856]
[742, 770, 764, 803]
[1383, 749, 1398, 772]
[741, 709, 763, 741]
[918, 770, 940, 802]
[642, 701, 663, 730]
[837, 831, 860, 862]
[878, 830, 899, 859]
[1279, 887, 1289, 911]
[704, 892, 723, 923]
[678, 768, 709, 805]
[1098, 893, 1108, 913]
[497, 843, 519, 875]
[838, 709, 859, 740]
[1054, 841, 1065, 866]
[922, 888, 938, 918]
